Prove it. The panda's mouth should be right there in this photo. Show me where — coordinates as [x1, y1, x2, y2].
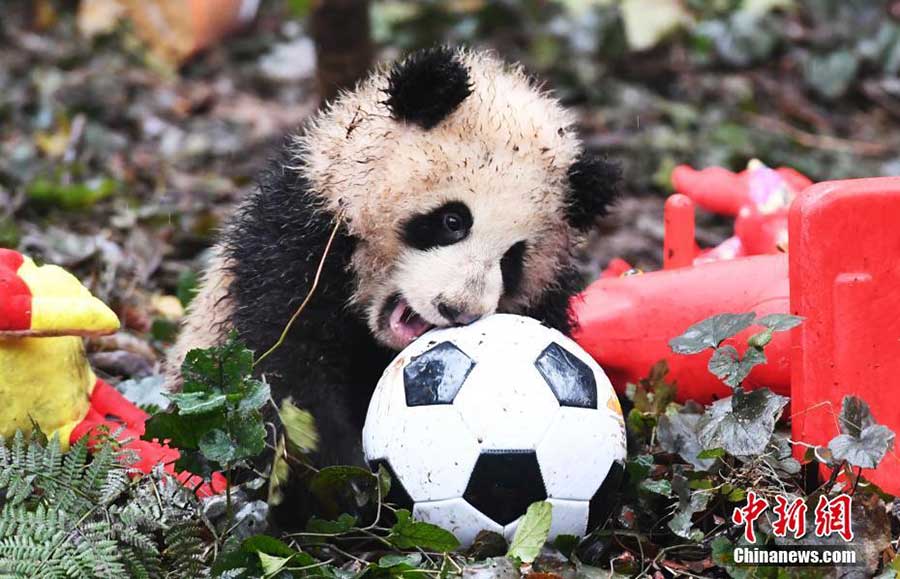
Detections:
[386, 294, 434, 346]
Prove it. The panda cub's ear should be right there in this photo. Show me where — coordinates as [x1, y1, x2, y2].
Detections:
[566, 152, 622, 230]
[385, 47, 473, 130]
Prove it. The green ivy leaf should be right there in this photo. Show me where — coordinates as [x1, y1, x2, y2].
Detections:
[240, 534, 317, 576]
[286, 0, 313, 19]
[657, 412, 717, 470]
[389, 509, 460, 552]
[197, 418, 266, 466]
[309, 466, 374, 491]
[176, 269, 199, 308]
[626, 454, 654, 481]
[640, 479, 672, 497]
[378, 553, 423, 568]
[166, 391, 228, 415]
[211, 547, 261, 577]
[804, 51, 860, 100]
[762, 434, 801, 475]
[306, 513, 358, 534]
[198, 428, 237, 464]
[149, 334, 270, 471]
[143, 411, 225, 450]
[627, 360, 677, 416]
[756, 313, 804, 332]
[242, 535, 302, 558]
[150, 318, 179, 343]
[829, 426, 895, 469]
[626, 408, 656, 441]
[267, 437, 290, 507]
[232, 417, 267, 461]
[697, 448, 726, 460]
[837, 395, 876, 438]
[258, 552, 290, 575]
[376, 463, 392, 501]
[667, 471, 709, 541]
[711, 536, 755, 579]
[280, 400, 319, 454]
[172, 449, 216, 479]
[553, 534, 578, 559]
[507, 501, 552, 563]
[827, 395, 895, 469]
[669, 313, 757, 355]
[237, 380, 271, 414]
[26, 175, 119, 209]
[181, 335, 254, 394]
[698, 388, 788, 456]
[707, 345, 766, 388]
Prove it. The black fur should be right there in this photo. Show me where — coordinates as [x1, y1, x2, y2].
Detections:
[384, 47, 472, 130]
[500, 241, 527, 298]
[524, 264, 585, 336]
[566, 152, 622, 230]
[222, 152, 590, 469]
[400, 201, 473, 250]
[222, 151, 394, 469]
[216, 56, 614, 526]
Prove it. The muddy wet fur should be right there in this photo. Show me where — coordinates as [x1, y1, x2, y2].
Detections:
[172, 47, 621, 527]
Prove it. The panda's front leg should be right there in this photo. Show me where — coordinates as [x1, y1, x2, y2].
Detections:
[268, 381, 376, 528]
[300, 383, 367, 468]
[265, 373, 366, 467]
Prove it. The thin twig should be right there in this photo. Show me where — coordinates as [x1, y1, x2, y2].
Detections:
[286, 558, 336, 572]
[254, 209, 345, 367]
[852, 465, 863, 495]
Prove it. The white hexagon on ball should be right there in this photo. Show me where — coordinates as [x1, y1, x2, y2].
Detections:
[362, 314, 626, 547]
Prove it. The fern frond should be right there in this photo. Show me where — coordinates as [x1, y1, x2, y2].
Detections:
[0, 505, 70, 577]
[0, 432, 212, 578]
[79, 438, 118, 502]
[60, 435, 89, 486]
[98, 468, 131, 505]
[162, 521, 207, 578]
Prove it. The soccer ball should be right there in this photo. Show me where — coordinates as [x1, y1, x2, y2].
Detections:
[362, 314, 627, 546]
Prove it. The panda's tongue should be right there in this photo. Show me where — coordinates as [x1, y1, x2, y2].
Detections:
[389, 298, 433, 345]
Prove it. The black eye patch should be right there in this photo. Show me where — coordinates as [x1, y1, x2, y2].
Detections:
[401, 201, 473, 250]
[500, 241, 527, 297]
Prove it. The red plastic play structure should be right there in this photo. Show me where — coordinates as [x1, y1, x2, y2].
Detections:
[572, 162, 900, 492]
[74, 381, 226, 497]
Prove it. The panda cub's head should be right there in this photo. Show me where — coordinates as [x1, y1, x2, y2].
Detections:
[295, 47, 619, 350]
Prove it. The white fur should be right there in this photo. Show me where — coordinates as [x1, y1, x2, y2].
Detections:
[173, 48, 586, 362]
[295, 49, 583, 348]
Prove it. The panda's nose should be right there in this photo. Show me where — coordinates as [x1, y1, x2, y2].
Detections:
[437, 302, 480, 326]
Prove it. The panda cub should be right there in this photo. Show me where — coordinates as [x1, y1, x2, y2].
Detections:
[169, 47, 620, 468]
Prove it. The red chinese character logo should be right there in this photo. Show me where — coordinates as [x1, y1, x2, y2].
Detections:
[814, 494, 853, 541]
[732, 491, 769, 543]
[772, 495, 808, 539]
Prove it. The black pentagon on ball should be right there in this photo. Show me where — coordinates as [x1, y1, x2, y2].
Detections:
[587, 460, 625, 532]
[384, 46, 473, 130]
[404, 341, 475, 407]
[368, 459, 414, 511]
[463, 450, 547, 526]
[534, 342, 598, 409]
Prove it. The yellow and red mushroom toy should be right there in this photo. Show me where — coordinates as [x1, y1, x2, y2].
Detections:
[0, 248, 223, 495]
